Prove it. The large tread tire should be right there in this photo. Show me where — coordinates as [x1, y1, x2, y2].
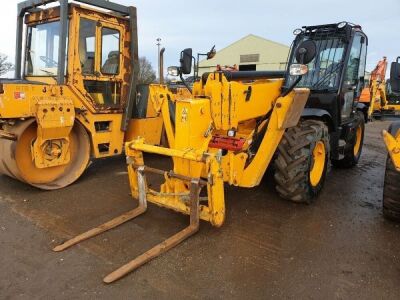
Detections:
[383, 157, 400, 221]
[274, 120, 330, 203]
[331, 111, 365, 168]
[382, 122, 400, 221]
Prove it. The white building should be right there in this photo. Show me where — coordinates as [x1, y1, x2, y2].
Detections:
[198, 34, 290, 75]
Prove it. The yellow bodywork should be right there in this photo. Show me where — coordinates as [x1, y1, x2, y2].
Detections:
[383, 129, 400, 171]
[0, 4, 163, 188]
[126, 73, 310, 227]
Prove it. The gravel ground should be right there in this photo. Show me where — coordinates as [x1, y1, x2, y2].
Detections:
[1, 120, 400, 299]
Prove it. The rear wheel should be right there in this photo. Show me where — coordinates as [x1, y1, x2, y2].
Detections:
[274, 120, 330, 203]
[331, 111, 365, 168]
[383, 122, 400, 221]
[382, 157, 400, 221]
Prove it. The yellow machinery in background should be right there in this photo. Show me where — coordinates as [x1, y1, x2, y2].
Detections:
[360, 57, 400, 119]
[54, 22, 370, 283]
[382, 57, 400, 220]
[0, 0, 163, 189]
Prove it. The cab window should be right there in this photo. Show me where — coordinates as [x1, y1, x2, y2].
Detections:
[84, 80, 121, 106]
[289, 36, 346, 90]
[101, 27, 120, 75]
[344, 34, 363, 85]
[78, 18, 122, 108]
[79, 18, 96, 75]
[26, 21, 60, 76]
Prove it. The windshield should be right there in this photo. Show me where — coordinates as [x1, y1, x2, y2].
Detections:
[26, 21, 60, 76]
[287, 36, 347, 90]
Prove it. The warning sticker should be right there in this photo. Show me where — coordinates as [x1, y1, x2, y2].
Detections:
[14, 91, 26, 100]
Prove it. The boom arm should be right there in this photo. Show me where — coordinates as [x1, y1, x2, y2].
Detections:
[360, 57, 389, 118]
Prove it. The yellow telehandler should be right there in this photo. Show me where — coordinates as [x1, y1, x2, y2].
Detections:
[0, 0, 164, 189]
[53, 22, 369, 283]
[382, 57, 400, 220]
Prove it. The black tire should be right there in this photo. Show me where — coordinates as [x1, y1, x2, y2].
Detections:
[274, 120, 330, 203]
[383, 122, 400, 221]
[383, 157, 400, 221]
[331, 111, 365, 168]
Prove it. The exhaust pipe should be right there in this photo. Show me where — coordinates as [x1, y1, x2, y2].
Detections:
[159, 47, 165, 84]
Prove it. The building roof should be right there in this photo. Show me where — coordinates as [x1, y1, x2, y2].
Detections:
[219, 34, 289, 53]
[199, 34, 290, 68]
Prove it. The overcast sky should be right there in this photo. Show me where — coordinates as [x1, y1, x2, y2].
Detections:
[1, 0, 399, 77]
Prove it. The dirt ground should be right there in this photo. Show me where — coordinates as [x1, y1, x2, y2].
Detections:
[1, 120, 400, 299]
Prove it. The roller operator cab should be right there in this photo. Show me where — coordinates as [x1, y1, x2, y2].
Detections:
[286, 22, 367, 167]
[0, 0, 163, 189]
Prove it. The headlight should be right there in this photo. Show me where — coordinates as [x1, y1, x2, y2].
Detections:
[337, 21, 347, 29]
[167, 66, 179, 76]
[289, 64, 308, 76]
[293, 28, 302, 35]
[227, 129, 236, 137]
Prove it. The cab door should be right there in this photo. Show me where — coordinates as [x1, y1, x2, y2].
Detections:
[340, 32, 367, 121]
[76, 15, 126, 112]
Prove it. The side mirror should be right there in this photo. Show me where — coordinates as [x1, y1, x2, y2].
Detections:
[295, 40, 317, 65]
[167, 66, 179, 76]
[390, 57, 400, 93]
[180, 48, 193, 74]
[207, 45, 216, 60]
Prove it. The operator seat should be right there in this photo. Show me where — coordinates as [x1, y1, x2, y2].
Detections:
[82, 52, 94, 74]
[101, 51, 119, 74]
[78, 34, 95, 74]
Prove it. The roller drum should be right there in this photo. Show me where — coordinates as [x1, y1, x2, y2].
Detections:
[0, 119, 91, 190]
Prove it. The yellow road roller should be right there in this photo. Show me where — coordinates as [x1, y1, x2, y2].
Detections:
[0, 0, 163, 189]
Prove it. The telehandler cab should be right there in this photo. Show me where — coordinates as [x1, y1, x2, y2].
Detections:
[382, 57, 400, 220]
[0, 0, 163, 189]
[54, 22, 369, 283]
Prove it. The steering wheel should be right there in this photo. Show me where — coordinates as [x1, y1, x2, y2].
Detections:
[40, 56, 58, 67]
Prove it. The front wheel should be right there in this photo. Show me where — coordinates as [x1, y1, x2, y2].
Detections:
[331, 111, 365, 168]
[0, 120, 91, 190]
[274, 120, 330, 203]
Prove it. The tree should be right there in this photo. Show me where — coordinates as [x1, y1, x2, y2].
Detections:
[138, 56, 156, 84]
[0, 54, 13, 76]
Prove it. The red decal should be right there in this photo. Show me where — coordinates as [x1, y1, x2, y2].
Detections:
[209, 135, 246, 151]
